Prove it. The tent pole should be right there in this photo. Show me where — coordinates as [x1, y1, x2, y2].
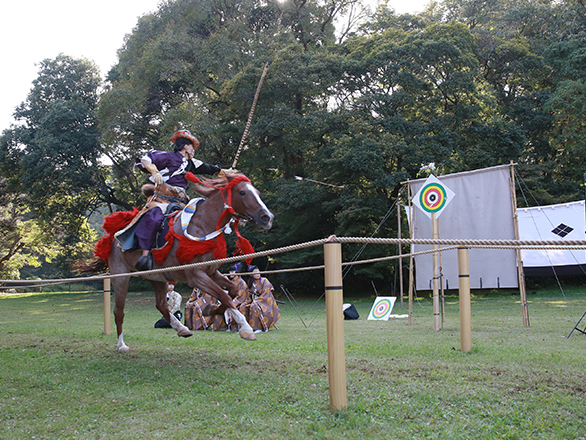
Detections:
[398, 201, 404, 307]
[432, 212, 441, 331]
[509, 161, 530, 327]
[439, 219, 445, 326]
[407, 182, 414, 325]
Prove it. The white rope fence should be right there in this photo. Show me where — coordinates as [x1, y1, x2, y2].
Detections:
[2, 236, 586, 288]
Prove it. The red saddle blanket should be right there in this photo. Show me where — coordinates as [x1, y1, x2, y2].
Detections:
[93, 208, 252, 265]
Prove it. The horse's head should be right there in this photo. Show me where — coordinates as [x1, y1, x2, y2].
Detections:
[229, 175, 274, 230]
[193, 172, 273, 230]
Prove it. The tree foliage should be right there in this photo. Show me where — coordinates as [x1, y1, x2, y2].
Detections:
[0, 55, 102, 273]
[0, 179, 60, 279]
[2, 0, 586, 291]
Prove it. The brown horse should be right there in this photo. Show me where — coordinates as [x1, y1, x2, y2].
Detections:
[108, 172, 273, 351]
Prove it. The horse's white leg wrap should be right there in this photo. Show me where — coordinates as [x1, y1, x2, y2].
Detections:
[170, 314, 193, 337]
[228, 308, 256, 341]
[117, 333, 129, 352]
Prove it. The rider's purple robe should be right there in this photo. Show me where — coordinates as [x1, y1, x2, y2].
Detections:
[133, 150, 221, 250]
[137, 150, 221, 189]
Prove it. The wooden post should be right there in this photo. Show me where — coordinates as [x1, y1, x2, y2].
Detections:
[458, 247, 472, 353]
[407, 182, 414, 325]
[509, 162, 530, 327]
[398, 202, 404, 307]
[103, 278, 111, 335]
[408, 252, 414, 325]
[324, 239, 347, 411]
[432, 212, 441, 331]
[438, 220, 445, 325]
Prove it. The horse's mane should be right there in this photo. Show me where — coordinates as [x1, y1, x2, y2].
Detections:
[192, 172, 244, 198]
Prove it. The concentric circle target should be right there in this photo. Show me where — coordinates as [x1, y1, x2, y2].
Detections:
[419, 182, 447, 213]
[372, 298, 393, 319]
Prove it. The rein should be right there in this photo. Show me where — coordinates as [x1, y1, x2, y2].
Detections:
[153, 190, 189, 205]
[185, 172, 252, 231]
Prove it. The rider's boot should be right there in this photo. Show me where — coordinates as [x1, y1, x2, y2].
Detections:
[135, 252, 154, 271]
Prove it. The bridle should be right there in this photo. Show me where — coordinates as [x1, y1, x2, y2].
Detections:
[181, 173, 253, 243]
[186, 173, 251, 224]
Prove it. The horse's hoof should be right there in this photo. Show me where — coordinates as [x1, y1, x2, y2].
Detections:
[202, 304, 213, 316]
[239, 331, 256, 341]
[117, 345, 130, 352]
[177, 329, 193, 338]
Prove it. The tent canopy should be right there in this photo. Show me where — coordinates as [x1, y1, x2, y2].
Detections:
[518, 201, 586, 276]
[408, 165, 518, 290]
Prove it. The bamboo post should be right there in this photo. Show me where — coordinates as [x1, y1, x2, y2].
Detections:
[407, 183, 414, 325]
[458, 247, 472, 352]
[398, 203, 404, 307]
[439, 220, 445, 325]
[103, 278, 111, 335]
[432, 212, 441, 331]
[324, 238, 347, 411]
[509, 162, 530, 327]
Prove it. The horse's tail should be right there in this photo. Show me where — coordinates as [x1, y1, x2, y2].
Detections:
[72, 258, 108, 274]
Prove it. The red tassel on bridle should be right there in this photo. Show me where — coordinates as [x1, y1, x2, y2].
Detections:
[233, 219, 255, 265]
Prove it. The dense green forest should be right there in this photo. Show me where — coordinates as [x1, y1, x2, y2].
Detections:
[0, 0, 585, 293]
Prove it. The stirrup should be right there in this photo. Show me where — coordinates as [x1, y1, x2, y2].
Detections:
[135, 253, 154, 271]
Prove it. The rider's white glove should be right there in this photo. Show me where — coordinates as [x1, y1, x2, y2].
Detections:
[143, 162, 163, 185]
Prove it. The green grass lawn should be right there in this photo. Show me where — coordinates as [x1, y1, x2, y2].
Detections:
[1, 285, 585, 439]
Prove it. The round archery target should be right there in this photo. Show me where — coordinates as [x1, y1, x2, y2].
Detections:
[367, 297, 397, 321]
[372, 299, 392, 318]
[412, 175, 455, 219]
[419, 182, 447, 213]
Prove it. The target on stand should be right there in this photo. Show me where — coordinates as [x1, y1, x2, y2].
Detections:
[420, 183, 446, 213]
[412, 174, 455, 219]
[367, 297, 397, 321]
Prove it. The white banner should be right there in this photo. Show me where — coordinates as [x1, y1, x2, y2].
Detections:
[518, 201, 586, 267]
[408, 165, 518, 290]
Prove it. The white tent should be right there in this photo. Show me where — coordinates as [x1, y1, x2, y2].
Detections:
[518, 201, 586, 276]
[408, 165, 518, 291]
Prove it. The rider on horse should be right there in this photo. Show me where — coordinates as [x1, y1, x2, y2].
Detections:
[133, 129, 224, 271]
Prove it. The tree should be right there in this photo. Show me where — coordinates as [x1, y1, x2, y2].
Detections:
[540, 35, 586, 193]
[437, 0, 586, 204]
[0, 54, 105, 271]
[96, 0, 361, 287]
[0, 0, 565, 289]
[0, 178, 60, 279]
[93, 0, 537, 291]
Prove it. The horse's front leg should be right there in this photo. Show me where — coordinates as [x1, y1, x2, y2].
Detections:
[202, 271, 238, 317]
[169, 313, 192, 337]
[112, 276, 131, 352]
[152, 281, 192, 338]
[209, 271, 255, 340]
[211, 271, 239, 299]
[189, 270, 256, 341]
